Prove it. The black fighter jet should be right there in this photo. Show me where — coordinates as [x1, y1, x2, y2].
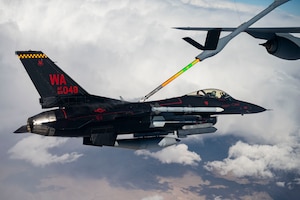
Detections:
[14, 51, 265, 149]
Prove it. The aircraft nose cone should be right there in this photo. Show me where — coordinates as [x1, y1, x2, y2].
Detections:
[252, 105, 266, 113]
[243, 103, 266, 114]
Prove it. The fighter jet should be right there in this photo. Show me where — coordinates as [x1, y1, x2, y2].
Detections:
[14, 51, 265, 150]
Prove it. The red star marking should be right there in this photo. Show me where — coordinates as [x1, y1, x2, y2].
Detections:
[94, 108, 106, 113]
[37, 59, 44, 66]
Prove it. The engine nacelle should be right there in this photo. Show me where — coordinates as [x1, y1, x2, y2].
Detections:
[260, 34, 300, 60]
[27, 110, 57, 136]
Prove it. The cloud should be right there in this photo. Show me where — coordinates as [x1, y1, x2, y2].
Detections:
[16, 172, 207, 200]
[275, 179, 300, 189]
[141, 195, 164, 200]
[8, 135, 83, 167]
[1, 0, 300, 198]
[135, 144, 201, 166]
[204, 141, 300, 180]
[276, 182, 285, 188]
[239, 192, 272, 200]
[181, 0, 261, 14]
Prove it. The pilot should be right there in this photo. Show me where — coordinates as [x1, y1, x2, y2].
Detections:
[210, 90, 216, 98]
[220, 92, 226, 98]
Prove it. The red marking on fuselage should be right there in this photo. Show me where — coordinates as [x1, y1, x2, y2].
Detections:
[61, 109, 68, 119]
[37, 59, 44, 66]
[204, 101, 209, 106]
[159, 98, 182, 106]
[49, 74, 67, 85]
[232, 103, 240, 106]
[95, 115, 103, 121]
[222, 104, 230, 108]
[94, 108, 106, 113]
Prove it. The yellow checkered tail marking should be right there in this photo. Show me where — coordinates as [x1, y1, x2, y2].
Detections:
[18, 53, 48, 59]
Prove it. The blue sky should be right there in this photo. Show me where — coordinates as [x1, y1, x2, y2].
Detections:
[233, 0, 300, 15]
[1, 0, 300, 199]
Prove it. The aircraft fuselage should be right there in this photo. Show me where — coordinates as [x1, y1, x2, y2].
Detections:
[19, 92, 265, 139]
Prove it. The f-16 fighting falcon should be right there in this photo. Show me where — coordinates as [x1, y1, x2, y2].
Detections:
[14, 51, 265, 150]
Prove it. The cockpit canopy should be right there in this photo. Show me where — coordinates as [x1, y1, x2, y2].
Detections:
[187, 89, 233, 100]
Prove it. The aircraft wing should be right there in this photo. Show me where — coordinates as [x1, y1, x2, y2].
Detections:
[174, 27, 300, 39]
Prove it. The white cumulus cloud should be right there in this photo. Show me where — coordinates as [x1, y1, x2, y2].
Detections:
[276, 182, 285, 187]
[204, 141, 300, 179]
[8, 135, 83, 167]
[141, 194, 164, 200]
[135, 144, 201, 166]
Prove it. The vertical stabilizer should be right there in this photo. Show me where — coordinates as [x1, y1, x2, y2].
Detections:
[16, 51, 90, 108]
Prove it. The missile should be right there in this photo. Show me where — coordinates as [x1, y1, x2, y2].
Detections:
[150, 115, 201, 128]
[150, 115, 217, 128]
[152, 106, 224, 113]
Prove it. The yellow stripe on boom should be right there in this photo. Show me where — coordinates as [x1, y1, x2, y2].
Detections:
[18, 53, 48, 59]
[140, 58, 200, 102]
[161, 58, 200, 87]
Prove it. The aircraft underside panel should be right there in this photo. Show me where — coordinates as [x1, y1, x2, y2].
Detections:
[83, 126, 117, 147]
[83, 121, 217, 150]
[83, 132, 117, 147]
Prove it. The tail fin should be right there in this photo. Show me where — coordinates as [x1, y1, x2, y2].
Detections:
[183, 28, 221, 50]
[16, 51, 89, 108]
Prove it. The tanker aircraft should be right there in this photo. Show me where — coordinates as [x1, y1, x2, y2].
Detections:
[175, 27, 300, 60]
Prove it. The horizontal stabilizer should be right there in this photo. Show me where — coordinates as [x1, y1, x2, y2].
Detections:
[183, 29, 221, 50]
[14, 125, 28, 133]
[183, 37, 205, 50]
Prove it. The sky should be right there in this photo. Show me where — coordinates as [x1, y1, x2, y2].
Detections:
[0, 0, 300, 199]
[232, 0, 300, 15]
